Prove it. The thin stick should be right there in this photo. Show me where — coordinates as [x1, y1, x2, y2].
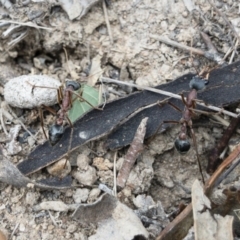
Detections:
[207, 117, 240, 173]
[0, 110, 8, 135]
[101, 77, 238, 118]
[149, 34, 225, 64]
[117, 117, 148, 189]
[229, 39, 239, 64]
[149, 34, 205, 56]
[200, 31, 225, 64]
[102, 0, 113, 44]
[113, 151, 117, 197]
[0, 20, 53, 30]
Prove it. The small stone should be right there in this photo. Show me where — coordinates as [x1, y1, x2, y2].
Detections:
[73, 232, 87, 240]
[47, 159, 71, 178]
[93, 157, 113, 170]
[76, 154, 90, 170]
[4, 75, 61, 109]
[98, 170, 114, 187]
[73, 166, 98, 185]
[182, 11, 188, 17]
[36, 201, 69, 212]
[26, 192, 39, 206]
[73, 188, 90, 203]
[27, 136, 36, 147]
[65, 189, 73, 197]
[19, 223, 25, 232]
[160, 20, 168, 30]
[88, 188, 101, 202]
[116, 158, 124, 171]
[67, 224, 77, 233]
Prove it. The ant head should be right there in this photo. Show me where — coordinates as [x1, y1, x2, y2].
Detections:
[66, 81, 81, 91]
[174, 138, 191, 153]
[189, 76, 209, 91]
[48, 125, 64, 146]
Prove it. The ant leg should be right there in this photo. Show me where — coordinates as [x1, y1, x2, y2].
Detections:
[147, 120, 180, 144]
[40, 105, 58, 141]
[57, 87, 63, 105]
[189, 124, 205, 184]
[65, 115, 73, 128]
[180, 93, 188, 106]
[167, 101, 182, 112]
[39, 107, 47, 139]
[70, 90, 103, 111]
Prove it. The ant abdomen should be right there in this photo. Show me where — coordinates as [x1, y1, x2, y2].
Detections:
[48, 124, 64, 146]
[66, 81, 81, 91]
[174, 138, 191, 153]
[189, 76, 208, 91]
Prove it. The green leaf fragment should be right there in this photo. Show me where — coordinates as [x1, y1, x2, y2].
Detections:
[68, 84, 103, 123]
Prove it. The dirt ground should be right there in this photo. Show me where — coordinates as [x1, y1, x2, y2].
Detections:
[0, 0, 240, 239]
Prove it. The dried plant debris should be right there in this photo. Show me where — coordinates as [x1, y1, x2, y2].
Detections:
[207, 117, 240, 173]
[192, 180, 233, 240]
[0, 152, 71, 189]
[73, 193, 149, 240]
[117, 117, 147, 189]
[133, 194, 168, 238]
[157, 143, 240, 240]
[5, 124, 22, 155]
[58, 0, 101, 21]
[17, 61, 240, 178]
[4, 75, 61, 109]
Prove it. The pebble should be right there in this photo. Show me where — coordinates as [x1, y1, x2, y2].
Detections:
[76, 154, 90, 170]
[47, 159, 71, 178]
[25, 192, 39, 206]
[19, 223, 25, 232]
[73, 189, 89, 203]
[88, 188, 101, 202]
[92, 157, 113, 170]
[34, 201, 69, 212]
[73, 166, 98, 185]
[4, 75, 61, 109]
[67, 224, 77, 233]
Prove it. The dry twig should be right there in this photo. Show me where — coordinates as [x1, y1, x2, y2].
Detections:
[117, 117, 148, 189]
[102, 0, 113, 44]
[149, 34, 224, 64]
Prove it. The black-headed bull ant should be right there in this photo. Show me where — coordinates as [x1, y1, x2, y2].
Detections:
[28, 80, 103, 146]
[156, 72, 209, 184]
[48, 81, 81, 146]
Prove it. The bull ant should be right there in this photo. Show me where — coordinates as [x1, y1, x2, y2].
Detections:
[172, 76, 208, 183]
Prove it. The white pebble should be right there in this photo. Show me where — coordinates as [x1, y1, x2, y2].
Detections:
[4, 75, 61, 109]
[35, 201, 69, 212]
[73, 188, 89, 203]
[73, 166, 98, 185]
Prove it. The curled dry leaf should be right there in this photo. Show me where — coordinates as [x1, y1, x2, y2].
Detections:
[58, 0, 100, 21]
[0, 153, 71, 190]
[192, 180, 233, 240]
[73, 193, 149, 240]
